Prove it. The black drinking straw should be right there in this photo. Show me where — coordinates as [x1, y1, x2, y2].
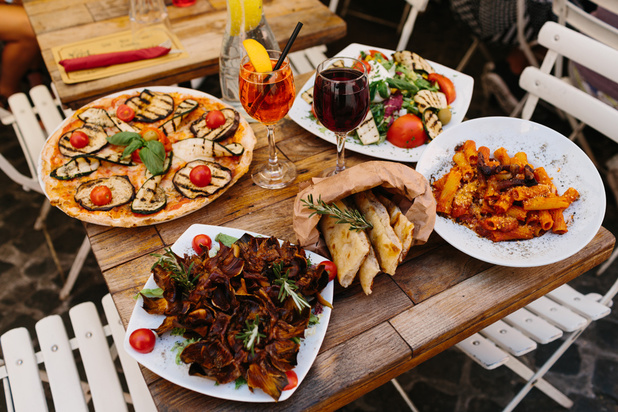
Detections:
[246, 22, 303, 117]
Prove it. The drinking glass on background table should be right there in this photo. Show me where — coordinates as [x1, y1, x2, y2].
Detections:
[239, 50, 297, 189]
[313, 57, 369, 176]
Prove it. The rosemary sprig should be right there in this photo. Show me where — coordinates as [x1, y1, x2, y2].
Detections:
[151, 248, 197, 293]
[236, 317, 266, 355]
[301, 194, 373, 231]
[272, 262, 311, 312]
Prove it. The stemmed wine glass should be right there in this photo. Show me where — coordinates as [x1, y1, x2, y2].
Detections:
[313, 57, 369, 176]
[239, 50, 296, 189]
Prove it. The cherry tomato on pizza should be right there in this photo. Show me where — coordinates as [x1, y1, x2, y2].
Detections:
[116, 104, 135, 122]
[131, 148, 143, 163]
[206, 110, 226, 129]
[70, 130, 89, 149]
[189, 165, 212, 187]
[387, 114, 428, 149]
[90, 185, 112, 206]
[128, 328, 156, 354]
[427, 73, 456, 105]
[318, 260, 337, 282]
[283, 370, 298, 391]
[192, 234, 212, 255]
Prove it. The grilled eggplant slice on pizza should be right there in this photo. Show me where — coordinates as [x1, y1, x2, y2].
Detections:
[173, 160, 232, 199]
[125, 90, 175, 123]
[131, 154, 173, 214]
[74, 175, 135, 211]
[50, 156, 100, 180]
[77, 108, 116, 128]
[190, 108, 239, 141]
[58, 124, 109, 157]
[172, 137, 244, 162]
[160, 99, 199, 135]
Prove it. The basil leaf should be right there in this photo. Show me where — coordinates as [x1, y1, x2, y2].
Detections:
[215, 233, 238, 247]
[122, 139, 144, 159]
[377, 81, 390, 99]
[369, 82, 378, 101]
[140, 140, 166, 176]
[134, 288, 164, 299]
[107, 131, 141, 146]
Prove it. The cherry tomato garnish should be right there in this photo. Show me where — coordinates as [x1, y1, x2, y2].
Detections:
[69, 130, 89, 148]
[116, 104, 135, 122]
[386, 114, 428, 149]
[427, 73, 456, 105]
[90, 185, 112, 206]
[318, 260, 337, 282]
[129, 328, 156, 354]
[189, 165, 212, 187]
[141, 127, 165, 142]
[159, 134, 172, 152]
[283, 370, 298, 391]
[206, 110, 226, 129]
[192, 234, 212, 255]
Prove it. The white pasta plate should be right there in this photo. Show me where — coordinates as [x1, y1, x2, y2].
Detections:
[124, 224, 333, 402]
[288, 42, 475, 162]
[415, 117, 605, 267]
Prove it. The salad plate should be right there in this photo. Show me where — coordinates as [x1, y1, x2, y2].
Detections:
[288, 43, 474, 163]
[123, 224, 334, 402]
[415, 117, 605, 267]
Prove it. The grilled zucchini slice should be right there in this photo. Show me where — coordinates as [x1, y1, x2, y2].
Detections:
[74, 175, 135, 211]
[160, 99, 199, 136]
[422, 110, 443, 140]
[77, 108, 116, 128]
[131, 175, 166, 214]
[172, 138, 244, 162]
[172, 160, 232, 199]
[190, 108, 239, 141]
[356, 111, 380, 145]
[58, 124, 108, 157]
[50, 156, 100, 180]
[414, 90, 447, 113]
[125, 90, 175, 123]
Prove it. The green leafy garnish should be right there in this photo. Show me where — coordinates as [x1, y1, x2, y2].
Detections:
[308, 313, 320, 327]
[215, 233, 238, 248]
[301, 194, 373, 232]
[171, 327, 186, 336]
[134, 287, 164, 299]
[151, 248, 197, 295]
[272, 262, 310, 312]
[235, 377, 247, 389]
[107, 131, 166, 176]
[236, 317, 266, 355]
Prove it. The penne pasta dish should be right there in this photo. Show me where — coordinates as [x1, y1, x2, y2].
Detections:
[431, 140, 579, 242]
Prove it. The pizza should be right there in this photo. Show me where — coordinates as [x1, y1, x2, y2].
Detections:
[39, 87, 256, 227]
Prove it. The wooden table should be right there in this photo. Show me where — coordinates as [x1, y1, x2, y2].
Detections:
[22, 0, 346, 110]
[83, 73, 615, 411]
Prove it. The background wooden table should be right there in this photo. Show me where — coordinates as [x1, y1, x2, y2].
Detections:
[82, 73, 615, 411]
[22, 0, 346, 109]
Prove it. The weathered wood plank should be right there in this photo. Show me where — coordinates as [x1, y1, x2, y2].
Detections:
[88, 226, 163, 271]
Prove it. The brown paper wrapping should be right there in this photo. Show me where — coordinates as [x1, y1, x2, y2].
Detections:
[293, 160, 436, 256]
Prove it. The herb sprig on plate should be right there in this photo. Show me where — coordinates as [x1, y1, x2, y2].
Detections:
[302, 194, 373, 231]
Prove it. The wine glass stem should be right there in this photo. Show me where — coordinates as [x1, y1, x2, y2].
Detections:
[266, 124, 281, 173]
[335, 132, 346, 174]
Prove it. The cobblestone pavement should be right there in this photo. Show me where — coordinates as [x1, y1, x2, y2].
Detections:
[0, 0, 617, 411]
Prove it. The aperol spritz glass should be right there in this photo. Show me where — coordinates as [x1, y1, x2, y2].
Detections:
[239, 50, 296, 189]
[313, 57, 369, 176]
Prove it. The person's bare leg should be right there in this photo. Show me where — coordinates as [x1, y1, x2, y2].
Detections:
[0, 4, 40, 98]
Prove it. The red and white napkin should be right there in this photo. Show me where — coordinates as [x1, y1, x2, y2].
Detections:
[59, 45, 171, 72]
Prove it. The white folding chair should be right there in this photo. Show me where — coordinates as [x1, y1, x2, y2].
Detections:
[0, 84, 90, 300]
[457, 281, 618, 411]
[0, 294, 156, 412]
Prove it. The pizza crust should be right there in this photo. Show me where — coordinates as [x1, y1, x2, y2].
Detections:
[39, 87, 256, 227]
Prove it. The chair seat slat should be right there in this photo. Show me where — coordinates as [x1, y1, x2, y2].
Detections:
[479, 320, 537, 357]
[0, 328, 48, 411]
[456, 333, 509, 370]
[69, 302, 128, 412]
[547, 284, 611, 320]
[503, 307, 563, 344]
[35, 315, 88, 412]
[524, 295, 587, 332]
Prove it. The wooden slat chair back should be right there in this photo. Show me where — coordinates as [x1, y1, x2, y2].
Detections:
[457, 280, 618, 411]
[0, 85, 90, 300]
[0, 294, 156, 412]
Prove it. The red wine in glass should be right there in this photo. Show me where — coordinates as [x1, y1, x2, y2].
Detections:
[313, 58, 369, 175]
